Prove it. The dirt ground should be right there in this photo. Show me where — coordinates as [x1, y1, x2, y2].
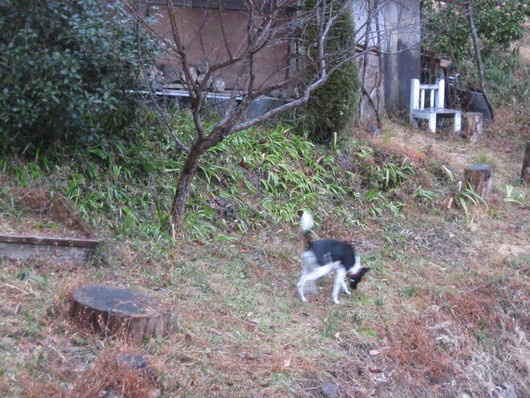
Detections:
[1, 102, 529, 397]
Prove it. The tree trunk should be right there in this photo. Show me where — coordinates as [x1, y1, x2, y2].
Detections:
[464, 164, 494, 203]
[468, 1, 485, 92]
[171, 143, 205, 228]
[521, 140, 530, 183]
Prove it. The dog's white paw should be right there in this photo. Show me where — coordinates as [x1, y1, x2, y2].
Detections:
[333, 299, 341, 305]
[344, 290, 351, 296]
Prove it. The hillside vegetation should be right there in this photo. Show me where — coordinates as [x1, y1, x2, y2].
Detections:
[0, 103, 529, 397]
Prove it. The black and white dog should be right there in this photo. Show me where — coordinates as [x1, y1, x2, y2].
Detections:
[296, 211, 370, 304]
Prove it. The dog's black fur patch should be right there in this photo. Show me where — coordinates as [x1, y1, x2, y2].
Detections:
[307, 239, 358, 272]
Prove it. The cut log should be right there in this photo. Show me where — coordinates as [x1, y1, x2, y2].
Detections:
[148, 65, 165, 83]
[197, 73, 212, 87]
[180, 66, 198, 84]
[521, 140, 530, 183]
[160, 63, 180, 84]
[70, 284, 174, 343]
[463, 112, 483, 141]
[193, 60, 210, 74]
[211, 77, 226, 92]
[463, 164, 494, 203]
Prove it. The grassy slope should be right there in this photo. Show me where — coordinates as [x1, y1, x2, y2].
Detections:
[0, 106, 529, 398]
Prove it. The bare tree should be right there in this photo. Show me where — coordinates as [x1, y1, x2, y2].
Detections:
[124, 0, 372, 230]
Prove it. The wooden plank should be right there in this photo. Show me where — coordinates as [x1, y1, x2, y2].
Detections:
[0, 234, 99, 263]
[436, 78, 445, 109]
[0, 241, 96, 263]
[0, 234, 99, 247]
[412, 109, 461, 117]
[418, 84, 439, 89]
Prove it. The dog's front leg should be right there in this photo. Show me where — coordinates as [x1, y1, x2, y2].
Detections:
[340, 277, 351, 296]
[297, 277, 309, 302]
[332, 268, 347, 304]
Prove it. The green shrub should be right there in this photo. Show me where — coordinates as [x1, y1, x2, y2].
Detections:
[0, 0, 154, 153]
[298, 0, 360, 143]
[422, 0, 529, 104]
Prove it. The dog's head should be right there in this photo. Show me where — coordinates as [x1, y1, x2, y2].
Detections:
[349, 267, 370, 290]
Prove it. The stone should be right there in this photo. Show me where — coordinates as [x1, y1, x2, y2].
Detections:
[115, 353, 149, 370]
[320, 382, 339, 398]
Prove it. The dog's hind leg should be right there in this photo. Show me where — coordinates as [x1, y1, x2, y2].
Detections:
[297, 264, 333, 302]
[300, 251, 317, 295]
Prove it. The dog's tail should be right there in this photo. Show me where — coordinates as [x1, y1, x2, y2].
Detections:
[300, 210, 314, 245]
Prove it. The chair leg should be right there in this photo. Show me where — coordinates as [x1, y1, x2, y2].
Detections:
[454, 113, 462, 133]
[410, 114, 418, 128]
[428, 114, 437, 133]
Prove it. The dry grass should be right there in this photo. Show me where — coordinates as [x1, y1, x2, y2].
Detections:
[0, 188, 91, 238]
[1, 103, 529, 397]
[68, 348, 161, 398]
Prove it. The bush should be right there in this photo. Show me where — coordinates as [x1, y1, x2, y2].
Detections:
[298, 0, 360, 143]
[422, 0, 529, 104]
[0, 0, 153, 153]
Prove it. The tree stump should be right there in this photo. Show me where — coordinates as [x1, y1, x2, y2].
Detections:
[522, 168, 530, 184]
[521, 140, 530, 184]
[462, 112, 483, 142]
[70, 284, 174, 343]
[463, 164, 494, 203]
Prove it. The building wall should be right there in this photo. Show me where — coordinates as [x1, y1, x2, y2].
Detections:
[141, 1, 420, 115]
[352, 0, 421, 114]
[145, 4, 290, 90]
[382, 0, 421, 109]
[357, 49, 385, 120]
